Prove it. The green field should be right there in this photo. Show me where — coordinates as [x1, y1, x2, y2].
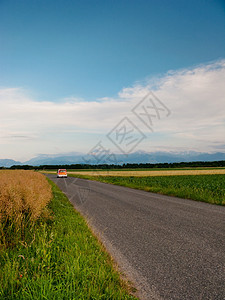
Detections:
[0, 179, 136, 299]
[70, 174, 225, 206]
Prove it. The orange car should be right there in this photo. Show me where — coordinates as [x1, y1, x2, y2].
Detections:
[57, 169, 67, 178]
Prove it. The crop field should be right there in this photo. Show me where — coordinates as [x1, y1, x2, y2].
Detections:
[69, 168, 225, 177]
[42, 167, 225, 177]
[0, 170, 52, 247]
[0, 170, 136, 299]
[71, 174, 225, 206]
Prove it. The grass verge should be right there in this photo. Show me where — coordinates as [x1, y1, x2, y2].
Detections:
[0, 179, 137, 299]
[70, 174, 225, 206]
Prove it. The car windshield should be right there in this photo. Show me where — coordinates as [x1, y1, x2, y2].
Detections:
[59, 170, 66, 173]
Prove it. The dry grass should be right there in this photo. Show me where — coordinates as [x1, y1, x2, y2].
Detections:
[0, 180, 137, 299]
[0, 170, 52, 247]
[70, 169, 225, 177]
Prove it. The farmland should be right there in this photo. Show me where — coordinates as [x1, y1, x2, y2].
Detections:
[42, 167, 225, 177]
[69, 168, 225, 177]
[70, 173, 225, 206]
[0, 170, 52, 248]
[0, 171, 136, 299]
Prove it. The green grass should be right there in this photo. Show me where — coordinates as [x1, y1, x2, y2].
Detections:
[0, 180, 137, 299]
[70, 174, 225, 206]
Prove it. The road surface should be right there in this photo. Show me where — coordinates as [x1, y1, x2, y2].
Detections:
[46, 174, 225, 300]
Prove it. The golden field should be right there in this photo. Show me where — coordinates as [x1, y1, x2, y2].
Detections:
[0, 170, 52, 228]
[69, 169, 225, 177]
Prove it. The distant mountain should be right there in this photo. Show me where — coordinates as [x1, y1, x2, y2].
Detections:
[20, 151, 225, 166]
[25, 152, 85, 166]
[1, 151, 225, 167]
[0, 159, 21, 167]
[117, 151, 225, 164]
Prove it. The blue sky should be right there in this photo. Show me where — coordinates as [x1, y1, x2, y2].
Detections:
[1, 0, 225, 100]
[0, 0, 225, 160]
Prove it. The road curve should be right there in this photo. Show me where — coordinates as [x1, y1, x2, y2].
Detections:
[46, 174, 225, 300]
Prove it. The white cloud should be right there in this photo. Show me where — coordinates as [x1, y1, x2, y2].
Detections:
[0, 59, 225, 160]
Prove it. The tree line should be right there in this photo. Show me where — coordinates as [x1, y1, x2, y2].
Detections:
[2, 160, 225, 170]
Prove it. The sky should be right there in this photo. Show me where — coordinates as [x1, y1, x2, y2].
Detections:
[0, 0, 225, 161]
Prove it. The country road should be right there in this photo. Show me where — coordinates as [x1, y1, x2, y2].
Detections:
[46, 174, 225, 300]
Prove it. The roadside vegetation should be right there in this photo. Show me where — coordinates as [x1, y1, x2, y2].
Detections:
[0, 170, 136, 299]
[71, 174, 225, 206]
[0, 170, 52, 249]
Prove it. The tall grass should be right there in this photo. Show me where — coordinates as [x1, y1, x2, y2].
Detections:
[0, 170, 52, 248]
[0, 176, 136, 299]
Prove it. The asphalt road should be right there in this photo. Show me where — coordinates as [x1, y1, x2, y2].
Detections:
[46, 174, 225, 300]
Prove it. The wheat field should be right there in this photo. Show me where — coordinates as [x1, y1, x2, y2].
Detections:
[70, 169, 225, 177]
[0, 170, 52, 221]
[0, 170, 52, 246]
